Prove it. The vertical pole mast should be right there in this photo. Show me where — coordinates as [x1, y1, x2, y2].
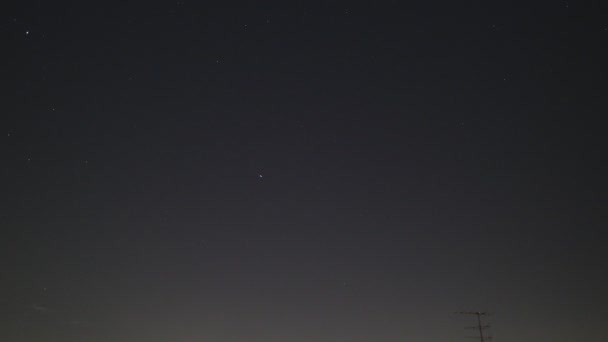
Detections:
[456, 311, 491, 342]
[477, 312, 485, 342]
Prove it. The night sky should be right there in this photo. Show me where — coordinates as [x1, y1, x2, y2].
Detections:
[2, 1, 608, 341]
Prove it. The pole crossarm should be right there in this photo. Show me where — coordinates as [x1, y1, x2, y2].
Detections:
[456, 311, 493, 342]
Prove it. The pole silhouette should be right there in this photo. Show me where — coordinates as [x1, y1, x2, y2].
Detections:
[457, 311, 492, 342]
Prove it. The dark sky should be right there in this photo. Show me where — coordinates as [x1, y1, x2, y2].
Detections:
[2, 1, 607, 341]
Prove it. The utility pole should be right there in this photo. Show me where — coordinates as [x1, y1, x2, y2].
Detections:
[457, 311, 492, 342]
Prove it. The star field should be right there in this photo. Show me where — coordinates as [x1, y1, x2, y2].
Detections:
[2, 1, 608, 342]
